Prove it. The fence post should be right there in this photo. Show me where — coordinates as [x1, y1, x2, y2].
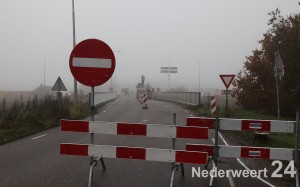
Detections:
[295, 111, 299, 168]
[214, 112, 219, 167]
[295, 111, 299, 187]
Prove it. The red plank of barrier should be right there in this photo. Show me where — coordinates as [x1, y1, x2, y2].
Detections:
[61, 119, 89, 132]
[186, 117, 214, 129]
[177, 126, 208, 139]
[117, 123, 147, 136]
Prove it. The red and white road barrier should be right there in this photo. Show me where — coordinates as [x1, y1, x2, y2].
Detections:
[186, 143, 297, 161]
[60, 117, 210, 187]
[210, 96, 216, 116]
[186, 117, 296, 133]
[61, 144, 208, 165]
[61, 120, 209, 139]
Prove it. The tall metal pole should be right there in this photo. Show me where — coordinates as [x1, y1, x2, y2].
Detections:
[89, 86, 95, 186]
[275, 69, 280, 120]
[168, 73, 170, 90]
[72, 0, 78, 102]
[199, 62, 201, 92]
[295, 111, 299, 168]
[295, 112, 299, 187]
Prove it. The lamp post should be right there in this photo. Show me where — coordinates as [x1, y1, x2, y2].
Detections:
[72, 0, 78, 102]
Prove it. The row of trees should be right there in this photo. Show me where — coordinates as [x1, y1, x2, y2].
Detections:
[233, 7, 300, 117]
[0, 95, 89, 130]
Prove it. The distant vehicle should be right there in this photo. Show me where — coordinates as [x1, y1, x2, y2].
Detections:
[121, 88, 129, 95]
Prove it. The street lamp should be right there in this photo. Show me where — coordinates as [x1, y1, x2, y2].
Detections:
[72, 0, 78, 102]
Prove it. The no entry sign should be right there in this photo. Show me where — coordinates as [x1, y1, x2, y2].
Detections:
[69, 39, 116, 87]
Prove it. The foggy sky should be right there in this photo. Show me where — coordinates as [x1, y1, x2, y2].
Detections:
[0, 0, 299, 93]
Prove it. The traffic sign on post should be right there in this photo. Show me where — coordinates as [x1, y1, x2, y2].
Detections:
[219, 74, 235, 89]
[69, 38, 116, 87]
[69, 38, 116, 174]
[219, 74, 235, 110]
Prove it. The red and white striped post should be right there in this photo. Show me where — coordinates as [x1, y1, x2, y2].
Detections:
[142, 90, 148, 109]
[210, 96, 216, 116]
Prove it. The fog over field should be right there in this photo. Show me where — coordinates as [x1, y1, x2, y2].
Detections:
[0, 0, 298, 94]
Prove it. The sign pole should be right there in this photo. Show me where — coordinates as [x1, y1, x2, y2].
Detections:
[226, 89, 228, 110]
[295, 111, 299, 168]
[275, 69, 281, 120]
[72, 0, 78, 103]
[90, 86, 95, 165]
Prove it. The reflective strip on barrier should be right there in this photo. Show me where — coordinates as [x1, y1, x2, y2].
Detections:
[186, 144, 295, 161]
[186, 117, 295, 133]
[61, 120, 208, 139]
[60, 144, 208, 165]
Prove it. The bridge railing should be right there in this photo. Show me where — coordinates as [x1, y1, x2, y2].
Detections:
[159, 92, 201, 106]
[158, 92, 237, 108]
[93, 92, 117, 106]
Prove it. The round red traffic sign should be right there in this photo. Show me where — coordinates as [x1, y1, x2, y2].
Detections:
[69, 39, 116, 87]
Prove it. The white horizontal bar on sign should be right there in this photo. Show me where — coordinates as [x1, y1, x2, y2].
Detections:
[270, 148, 293, 160]
[89, 121, 117, 134]
[270, 120, 295, 133]
[88, 145, 116, 158]
[146, 148, 175, 162]
[219, 145, 241, 158]
[73, 57, 112, 68]
[219, 119, 242, 131]
[147, 124, 176, 138]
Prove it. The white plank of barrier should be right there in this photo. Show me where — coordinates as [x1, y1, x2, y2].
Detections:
[61, 120, 209, 140]
[186, 143, 295, 161]
[61, 143, 208, 165]
[186, 117, 296, 133]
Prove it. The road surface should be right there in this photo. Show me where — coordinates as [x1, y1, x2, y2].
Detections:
[0, 96, 290, 187]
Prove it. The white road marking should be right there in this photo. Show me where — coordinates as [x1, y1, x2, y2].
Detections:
[211, 138, 215, 144]
[227, 173, 235, 187]
[32, 134, 47, 140]
[95, 116, 98, 118]
[218, 132, 275, 187]
[103, 111, 106, 113]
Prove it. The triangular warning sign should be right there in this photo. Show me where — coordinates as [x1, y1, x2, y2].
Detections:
[219, 74, 235, 89]
[52, 76, 67, 91]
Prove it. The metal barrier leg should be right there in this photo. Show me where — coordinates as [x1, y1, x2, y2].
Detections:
[170, 164, 179, 187]
[180, 163, 184, 176]
[88, 157, 103, 187]
[209, 159, 216, 187]
[100, 157, 106, 170]
[205, 156, 212, 170]
[296, 168, 299, 187]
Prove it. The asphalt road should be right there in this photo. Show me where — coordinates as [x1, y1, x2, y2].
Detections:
[0, 96, 290, 187]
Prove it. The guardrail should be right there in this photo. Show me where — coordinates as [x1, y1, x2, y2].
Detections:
[158, 92, 237, 108]
[93, 92, 117, 106]
[159, 92, 201, 106]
